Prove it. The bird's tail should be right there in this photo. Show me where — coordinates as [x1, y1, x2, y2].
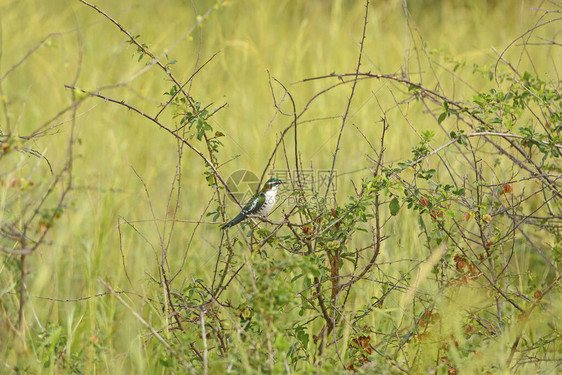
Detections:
[221, 212, 246, 230]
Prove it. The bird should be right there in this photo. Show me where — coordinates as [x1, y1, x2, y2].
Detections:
[221, 177, 286, 229]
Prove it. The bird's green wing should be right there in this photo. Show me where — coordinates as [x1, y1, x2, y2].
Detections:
[242, 193, 266, 215]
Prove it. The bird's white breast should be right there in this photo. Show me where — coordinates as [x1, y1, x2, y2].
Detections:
[258, 185, 279, 215]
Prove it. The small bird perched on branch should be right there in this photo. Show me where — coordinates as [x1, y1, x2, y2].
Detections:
[221, 177, 286, 229]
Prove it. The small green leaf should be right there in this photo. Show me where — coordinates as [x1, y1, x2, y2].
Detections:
[438, 112, 447, 124]
[389, 197, 400, 216]
[453, 188, 465, 196]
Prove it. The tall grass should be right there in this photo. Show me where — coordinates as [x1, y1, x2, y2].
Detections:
[1, 0, 560, 373]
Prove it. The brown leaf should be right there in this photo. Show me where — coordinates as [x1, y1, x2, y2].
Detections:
[501, 183, 513, 194]
[38, 222, 48, 236]
[456, 259, 467, 271]
[430, 209, 443, 221]
[352, 335, 371, 350]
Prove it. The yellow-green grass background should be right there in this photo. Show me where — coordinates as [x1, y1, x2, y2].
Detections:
[1, 0, 559, 372]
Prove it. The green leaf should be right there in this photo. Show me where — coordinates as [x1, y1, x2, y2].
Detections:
[389, 197, 400, 216]
[438, 112, 447, 124]
[296, 326, 309, 348]
[291, 273, 304, 283]
[453, 188, 465, 196]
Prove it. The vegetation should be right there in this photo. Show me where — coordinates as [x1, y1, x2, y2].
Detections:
[1, 0, 560, 373]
